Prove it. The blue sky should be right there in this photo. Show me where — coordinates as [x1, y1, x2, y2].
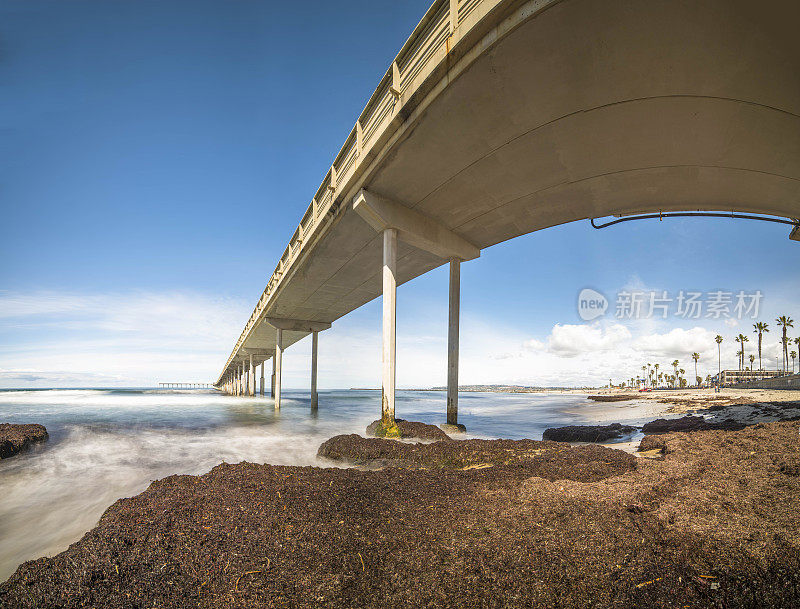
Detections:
[1, 0, 798, 388]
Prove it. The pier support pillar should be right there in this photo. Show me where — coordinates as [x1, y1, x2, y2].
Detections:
[382, 228, 397, 426]
[260, 362, 265, 396]
[444, 258, 466, 433]
[275, 328, 283, 410]
[271, 356, 276, 398]
[249, 354, 255, 397]
[311, 330, 319, 409]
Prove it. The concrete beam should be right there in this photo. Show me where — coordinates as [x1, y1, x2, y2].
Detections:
[353, 189, 480, 261]
[241, 348, 274, 357]
[263, 317, 332, 333]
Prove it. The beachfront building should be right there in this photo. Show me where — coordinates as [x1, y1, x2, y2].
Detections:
[711, 369, 783, 386]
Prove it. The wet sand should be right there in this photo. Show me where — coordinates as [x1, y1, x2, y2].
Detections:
[592, 387, 800, 411]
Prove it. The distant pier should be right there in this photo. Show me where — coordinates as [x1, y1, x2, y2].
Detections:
[159, 383, 212, 389]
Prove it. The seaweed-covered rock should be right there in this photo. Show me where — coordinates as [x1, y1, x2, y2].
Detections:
[365, 419, 450, 441]
[318, 434, 636, 481]
[587, 394, 639, 402]
[0, 423, 48, 459]
[641, 415, 746, 434]
[542, 423, 636, 443]
[637, 435, 668, 454]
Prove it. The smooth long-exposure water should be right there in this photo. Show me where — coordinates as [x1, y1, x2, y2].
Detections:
[0, 388, 660, 581]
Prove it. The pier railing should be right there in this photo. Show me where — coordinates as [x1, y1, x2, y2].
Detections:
[218, 0, 515, 383]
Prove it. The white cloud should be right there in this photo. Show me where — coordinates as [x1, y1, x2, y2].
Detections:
[0, 290, 252, 387]
[525, 323, 631, 358]
[632, 327, 718, 358]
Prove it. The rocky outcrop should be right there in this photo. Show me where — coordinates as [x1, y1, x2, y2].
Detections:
[365, 419, 451, 441]
[641, 415, 745, 434]
[637, 435, 668, 454]
[318, 434, 636, 480]
[0, 424, 48, 459]
[542, 423, 636, 443]
[587, 394, 639, 402]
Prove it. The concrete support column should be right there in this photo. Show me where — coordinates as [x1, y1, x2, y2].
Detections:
[446, 258, 464, 430]
[249, 354, 255, 397]
[311, 330, 319, 409]
[381, 228, 397, 425]
[275, 328, 283, 410]
[260, 362, 265, 396]
[271, 356, 276, 398]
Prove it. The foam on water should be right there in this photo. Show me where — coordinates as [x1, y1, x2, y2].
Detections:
[0, 388, 659, 581]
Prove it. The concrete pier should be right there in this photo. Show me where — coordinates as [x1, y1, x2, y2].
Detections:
[382, 228, 397, 425]
[271, 356, 276, 398]
[445, 258, 464, 430]
[274, 328, 283, 410]
[311, 330, 319, 409]
[213, 0, 800, 422]
[260, 362, 265, 396]
[249, 354, 255, 397]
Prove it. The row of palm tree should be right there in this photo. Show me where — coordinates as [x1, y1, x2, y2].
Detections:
[625, 360, 690, 389]
[719, 316, 798, 375]
[620, 315, 798, 390]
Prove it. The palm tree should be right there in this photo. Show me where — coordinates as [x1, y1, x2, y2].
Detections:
[654, 363, 660, 388]
[748, 354, 755, 371]
[776, 316, 794, 374]
[672, 360, 679, 387]
[691, 353, 700, 387]
[715, 335, 723, 381]
[791, 351, 798, 374]
[782, 336, 790, 374]
[753, 322, 769, 371]
[735, 334, 749, 370]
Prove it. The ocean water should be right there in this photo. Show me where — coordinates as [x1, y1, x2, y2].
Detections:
[0, 388, 660, 582]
